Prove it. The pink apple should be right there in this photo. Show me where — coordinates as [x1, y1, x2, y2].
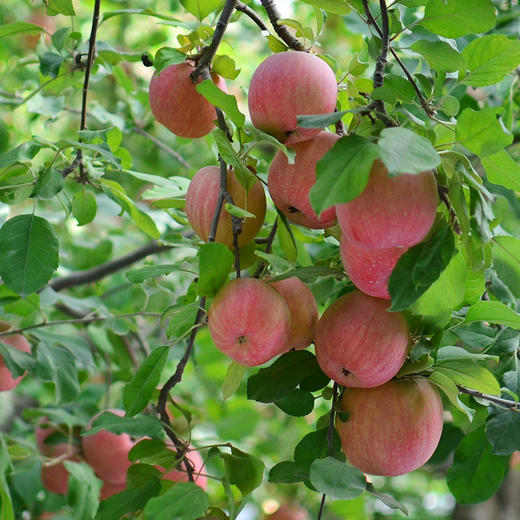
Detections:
[248, 51, 338, 144]
[268, 277, 318, 350]
[81, 409, 133, 484]
[40, 438, 80, 495]
[268, 132, 338, 228]
[336, 378, 444, 476]
[314, 291, 409, 387]
[186, 166, 266, 249]
[0, 333, 31, 391]
[336, 159, 438, 249]
[340, 234, 407, 300]
[208, 278, 291, 366]
[100, 479, 126, 500]
[149, 62, 226, 138]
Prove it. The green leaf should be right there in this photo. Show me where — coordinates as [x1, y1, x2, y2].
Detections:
[95, 478, 161, 520]
[436, 346, 498, 364]
[46, 0, 75, 15]
[456, 108, 512, 157]
[268, 461, 309, 484]
[65, 461, 101, 520]
[128, 439, 176, 467]
[267, 266, 343, 283]
[0, 340, 35, 378]
[482, 151, 520, 192]
[377, 127, 441, 175]
[72, 190, 97, 226]
[27, 94, 64, 118]
[39, 52, 65, 78]
[222, 361, 245, 401]
[154, 47, 187, 74]
[486, 409, 520, 456]
[297, 111, 350, 129]
[462, 35, 520, 87]
[275, 388, 315, 417]
[83, 411, 163, 438]
[126, 265, 178, 283]
[220, 447, 265, 495]
[223, 203, 254, 219]
[212, 54, 240, 80]
[372, 75, 416, 104]
[0, 21, 45, 38]
[299, 0, 351, 14]
[163, 301, 200, 341]
[421, 0, 495, 38]
[447, 426, 509, 504]
[247, 350, 322, 403]
[123, 347, 169, 416]
[465, 301, 520, 329]
[309, 457, 366, 500]
[389, 225, 457, 311]
[410, 40, 466, 72]
[310, 135, 380, 217]
[144, 482, 209, 520]
[294, 428, 342, 473]
[493, 236, 520, 298]
[196, 80, 245, 129]
[0, 143, 41, 171]
[0, 214, 59, 295]
[31, 169, 64, 199]
[365, 483, 409, 516]
[428, 371, 474, 421]
[433, 360, 501, 396]
[180, 0, 223, 20]
[197, 242, 233, 297]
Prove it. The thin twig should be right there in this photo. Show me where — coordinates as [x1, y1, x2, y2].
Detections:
[253, 218, 278, 278]
[134, 127, 191, 169]
[260, 0, 305, 51]
[235, 2, 268, 31]
[458, 386, 520, 410]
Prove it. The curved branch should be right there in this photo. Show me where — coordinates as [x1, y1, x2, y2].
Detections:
[260, 0, 306, 51]
[458, 386, 520, 410]
[235, 2, 268, 31]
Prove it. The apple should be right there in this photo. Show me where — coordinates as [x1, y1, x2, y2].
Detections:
[268, 132, 339, 229]
[340, 234, 407, 300]
[336, 378, 444, 476]
[81, 409, 133, 484]
[335, 159, 438, 249]
[314, 291, 409, 387]
[208, 278, 291, 366]
[0, 332, 31, 391]
[186, 166, 266, 249]
[268, 277, 318, 350]
[248, 51, 338, 144]
[41, 455, 75, 495]
[149, 62, 226, 138]
[100, 479, 126, 500]
[265, 504, 309, 520]
[162, 446, 207, 490]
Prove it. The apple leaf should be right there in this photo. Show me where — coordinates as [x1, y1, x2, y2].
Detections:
[299, 0, 351, 14]
[428, 371, 475, 420]
[221, 360, 245, 401]
[410, 40, 466, 73]
[433, 361, 501, 396]
[268, 461, 309, 484]
[196, 80, 245, 129]
[64, 461, 100, 520]
[465, 301, 520, 329]
[144, 482, 209, 520]
[197, 242, 233, 298]
[72, 190, 97, 226]
[83, 411, 163, 438]
[275, 389, 314, 417]
[297, 110, 350, 128]
[180, 0, 223, 20]
[486, 409, 520, 456]
[46, 0, 75, 15]
[482, 151, 520, 192]
[0, 22, 45, 38]
[365, 484, 409, 516]
[447, 426, 508, 504]
[0, 341, 35, 379]
[220, 447, 264, 495]
[309, 457, 366, 500]
[310, 135, 380, 216]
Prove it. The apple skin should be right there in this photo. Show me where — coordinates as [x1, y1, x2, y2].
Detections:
[268, 132, 338, 229]
[340, 234, 407, 300]
[336, 378, 444, 476]
[149, 62, 226, 138]
[81, 409, 133, 484]
[248, 52, 338, 144]
[314, 291, 409, 387]
[0, 333, 31, 391]
[186, 166, 266, 249]
[162, 447, 207, 490]
[265, 504, 309, 520]
[268, 277, 318, 351]
[335, 159, 438, 249]
[100, 479, 126, 500]
[208, 278, 291, 366]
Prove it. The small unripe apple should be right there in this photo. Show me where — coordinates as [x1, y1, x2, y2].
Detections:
[336, 159, 438, 249]
[186, 166, 266, 249]
[268, 277, 318, 350]
[0, 333, 31, 391]
[248, 51, 338, 144]
[81, 409, 133, 484]
[149, 62, 226, 138]
[268, 132, 338, 229]
[315, 291, 409, 387]
[336, 378, 443, 476]
[208, 278, 291, 366]
[340, 234, 407, 300]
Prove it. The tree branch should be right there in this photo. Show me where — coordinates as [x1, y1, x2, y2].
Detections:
[48, 241, 172, 292]
[260, 0, 306, 51]
[235, 2, 268, 31]
[253, 218, 278, 278]
[134, 127, 191, 169]
[458, 386, 520, 410]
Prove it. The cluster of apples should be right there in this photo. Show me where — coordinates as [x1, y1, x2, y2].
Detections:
[35, 409, 206, 499]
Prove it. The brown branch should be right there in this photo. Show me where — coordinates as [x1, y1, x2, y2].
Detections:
[260, 0, 305, 51]
[235, 2, 268, 31]
[458, 386, 520, 410]
[253, 218, 279, 279]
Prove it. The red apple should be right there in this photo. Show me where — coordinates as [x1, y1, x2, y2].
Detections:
[314, 291, 409, 387]
[336, 378, 444, 476]
[100, 479, 126, 500]
[39, 436, 80, 495]
[335, 159, 438, 249]
[268, 132, 338, 228]
[340, 234, 407, 300]
[162, 446, 207, 490]
[265, 504, 309, 520]
[268, 277, 318, 350]
[186, 166, 266, 249]
[208, 278, 291, 366]
[81, 409, 133, 484]
[248, 51, 338, 144]
[149, 62, 226, 138]
[0, 333, 31, 391]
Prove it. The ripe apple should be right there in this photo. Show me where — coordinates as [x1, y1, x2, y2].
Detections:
[314, 291, 409, 387]
[81, 409, 133, 484]
[0, 332, 31, 391]
[186, 166, 266, 249]
[335, 159, 438, 249]
[336, 378, 444, 476]
[265, 504, 309, 520]
[248, 51, 338, 144]
[268, 277, 318, 350]
[268, 132, 339, 229]
[340, 234, 407, 300]
[100, 479, 126, 500]
[162, 446, 207, 490]
[208, 278, 291, 366]
[149, 62, 226, 138]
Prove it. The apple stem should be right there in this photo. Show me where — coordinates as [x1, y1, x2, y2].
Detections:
[260, 0, 306, 51]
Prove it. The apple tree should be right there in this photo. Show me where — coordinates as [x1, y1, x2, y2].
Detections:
[0, 0, 520, 519]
